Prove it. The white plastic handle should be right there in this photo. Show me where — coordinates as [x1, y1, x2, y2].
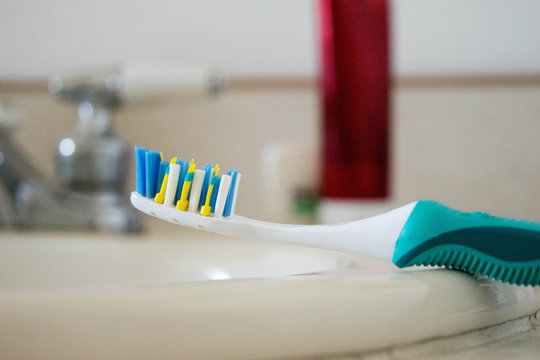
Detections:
[120, 62, 225, 103]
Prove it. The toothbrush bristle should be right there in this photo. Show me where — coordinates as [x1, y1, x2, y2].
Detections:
[157, 161, 169, 195]
[199, 164, 212, 210]
[135, 146, 148, 196]
[134, 147, 240, 218]
[223, 170, 239, 217]
[209, 176, 221, 213]
[163, 163, 180, 206]
[145, 151, 160, 198]
[214, 175, 232, 218]
[174, 158, 189, 203]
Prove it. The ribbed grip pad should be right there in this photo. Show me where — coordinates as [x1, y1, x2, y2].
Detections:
[393, 201, 540, 286]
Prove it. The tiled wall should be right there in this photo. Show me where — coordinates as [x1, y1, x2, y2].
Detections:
[3, 83, 540, 224]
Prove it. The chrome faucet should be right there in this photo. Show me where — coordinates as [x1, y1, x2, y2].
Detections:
[0, 94, 140, 232]
[0, 63, 223, 232]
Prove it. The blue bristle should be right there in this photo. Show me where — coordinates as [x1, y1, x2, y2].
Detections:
[156, 161, 169, 194]
[223, 170, 238, 217]
[209, 176, 221, 212]
[135, 146, 148, 195]
[198, 164, 212, 210]
[145, 151, 160, 198]
[175, 158, 189, 203]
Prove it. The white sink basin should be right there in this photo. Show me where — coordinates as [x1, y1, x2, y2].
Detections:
[1, 226, 539, 359]
[0, 228, 365, 289]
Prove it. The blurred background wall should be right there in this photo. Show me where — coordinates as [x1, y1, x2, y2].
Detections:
[1, 0, 540, 222]
[2, 0, 540, 78]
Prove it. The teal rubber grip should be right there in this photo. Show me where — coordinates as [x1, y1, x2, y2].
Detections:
[393, 201, 540, 286]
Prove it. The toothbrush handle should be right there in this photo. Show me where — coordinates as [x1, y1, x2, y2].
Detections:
[393, 201, 540, 285]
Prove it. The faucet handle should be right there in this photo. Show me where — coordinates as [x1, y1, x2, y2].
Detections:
[120, 62, 225, 104]
[48, 62, 225, 108]
[48, 65, 121, 108]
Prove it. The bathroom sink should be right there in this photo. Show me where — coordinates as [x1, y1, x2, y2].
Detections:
[1, 226, 539, 359]
[0, 227, 370, 289]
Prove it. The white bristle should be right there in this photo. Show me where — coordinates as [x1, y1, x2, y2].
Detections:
[188, 169, 205, 213]
[213, 175, 231, 218]
[230, 173, 241, 215]
[164, 163, 180, 207]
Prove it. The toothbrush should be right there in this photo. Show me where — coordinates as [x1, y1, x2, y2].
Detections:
[131, 147, 540, 286]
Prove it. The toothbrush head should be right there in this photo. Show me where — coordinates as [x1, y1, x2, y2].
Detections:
[134, 147, 240, 219]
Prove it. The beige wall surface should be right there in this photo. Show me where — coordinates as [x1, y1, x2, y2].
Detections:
[3, 0, 540, 78]
[2, 83, 540, 223]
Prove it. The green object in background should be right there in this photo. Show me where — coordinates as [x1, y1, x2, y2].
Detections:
[292, 187, 319, 215]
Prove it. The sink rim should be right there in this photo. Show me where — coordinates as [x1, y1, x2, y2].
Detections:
[1, 230, 540, 359]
